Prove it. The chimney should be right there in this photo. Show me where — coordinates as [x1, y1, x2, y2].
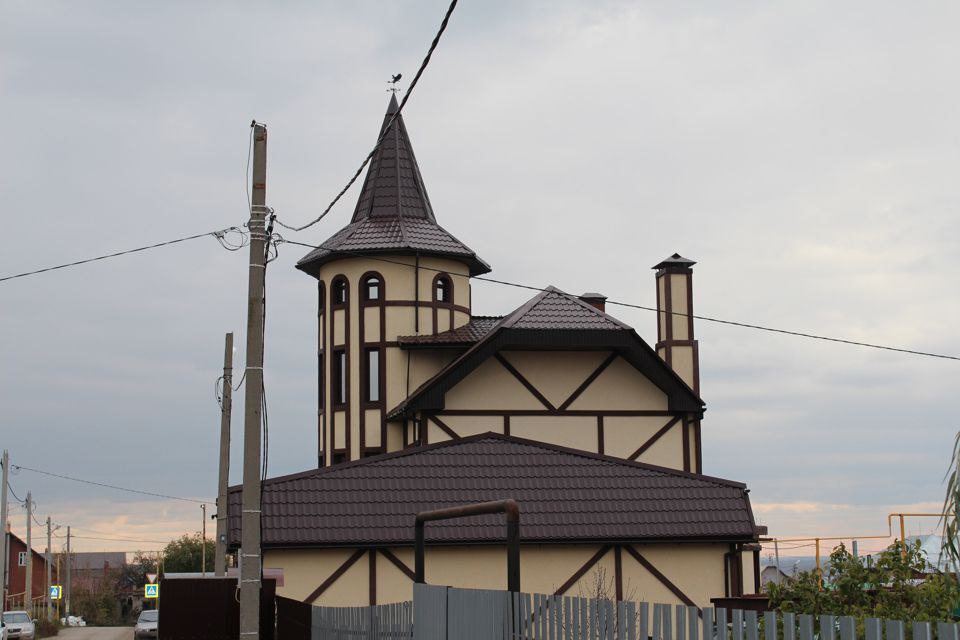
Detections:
[579, 292, 607, 312]
[653, 254, 700, 395]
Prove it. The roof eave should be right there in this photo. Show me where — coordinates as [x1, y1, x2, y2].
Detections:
[295, 247, 492, 279]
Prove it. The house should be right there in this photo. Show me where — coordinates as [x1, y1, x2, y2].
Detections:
[228, 96, 764, 608]
[3, 529, 49, 610]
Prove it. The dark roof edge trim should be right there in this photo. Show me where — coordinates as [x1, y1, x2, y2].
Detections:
[229, 431, 748, 493]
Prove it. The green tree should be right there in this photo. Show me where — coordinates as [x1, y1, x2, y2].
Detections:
[942, 431, 960, 581]
[767, 540, 957, 624]
[162, 533, 215, 573]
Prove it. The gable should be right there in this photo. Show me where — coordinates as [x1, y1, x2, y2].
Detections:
[497, 351, 612, 408]
[444, 358, 547, 411]
[567, 356, 668, 411]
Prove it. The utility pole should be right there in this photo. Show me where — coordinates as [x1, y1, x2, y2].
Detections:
[201, 503, 207, 577]
[25, 492, 32, 614]
[239, 122, 268, 640]
[46, 517, 52, 621]
[0, 450, 9, 612]
[215, 331, 234, 576]
[65, 526, 71, 619]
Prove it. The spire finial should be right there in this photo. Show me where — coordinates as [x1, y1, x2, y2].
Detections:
[387, 73, 403, 95]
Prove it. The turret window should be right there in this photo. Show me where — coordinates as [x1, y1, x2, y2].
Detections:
[333, 350, 347, 406]
[365, 348, 381, 402]
[332, 278, 348, 305]
[435, 275, 452, 303]
[364, 276, 381, 301]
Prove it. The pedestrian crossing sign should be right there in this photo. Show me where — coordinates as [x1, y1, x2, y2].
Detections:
[144, 583, 159, 599]
[50, 585, 62, 600]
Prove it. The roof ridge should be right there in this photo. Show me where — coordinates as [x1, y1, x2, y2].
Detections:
[244, 431, 747, 491]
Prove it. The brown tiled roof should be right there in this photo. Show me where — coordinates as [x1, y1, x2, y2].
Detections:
[398, 316, 503, 347]
[228, 433, 756, 548]
[296, 95, 490, 277]
[388, 287, 704, 419]
[499, 287, 631, 331]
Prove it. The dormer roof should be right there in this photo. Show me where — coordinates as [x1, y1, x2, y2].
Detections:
[296, 96, 491, 277]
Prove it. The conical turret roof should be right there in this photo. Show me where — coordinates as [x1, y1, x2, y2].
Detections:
[297, 95, 491, 277]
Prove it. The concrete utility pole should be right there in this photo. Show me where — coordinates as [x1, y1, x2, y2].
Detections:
[201, 503, 207, 577]
[215, 331, 234, 576]
[239, 122, 269, 640]
[65, 526, 71, 618]
[46, 517, 52, 621]
[25, 491, 32, 614]
[0, 450, 9, 612]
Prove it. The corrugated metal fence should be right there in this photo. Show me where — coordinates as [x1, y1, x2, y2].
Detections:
[283, 585, 960, 640]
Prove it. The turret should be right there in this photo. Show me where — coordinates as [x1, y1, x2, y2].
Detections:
[296, 96, 490, 467]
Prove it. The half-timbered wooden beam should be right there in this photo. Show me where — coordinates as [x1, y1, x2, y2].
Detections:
[554, 545, 612, 596]
[304, 549, 366, 604]
[628, 416, 681, 461]
[494, 353, 556, 411]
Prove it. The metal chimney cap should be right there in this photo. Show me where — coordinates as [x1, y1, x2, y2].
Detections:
[652, 253, 697, 270]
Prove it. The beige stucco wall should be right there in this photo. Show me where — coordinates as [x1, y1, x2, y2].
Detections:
[568, 357, 668, 411]
[510, 416, 598, 451]
[603, 416, 684, 468]
[499, 351, 612, 407]
[444, 358, 546, 411]
[265, 542, 730, 609]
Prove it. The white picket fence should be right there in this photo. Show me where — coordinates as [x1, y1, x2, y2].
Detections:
[297, 584, 960, 640]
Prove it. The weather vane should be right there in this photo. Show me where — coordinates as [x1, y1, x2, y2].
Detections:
[387, 73, 402, 94]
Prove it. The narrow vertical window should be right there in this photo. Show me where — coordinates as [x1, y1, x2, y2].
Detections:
[332, 278, 348, 305]
[333, 350, 347, 405]
[366, 348, 380, 402]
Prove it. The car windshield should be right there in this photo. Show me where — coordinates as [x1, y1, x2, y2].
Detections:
[139, 610, 159, 622]
[3, 612, 31, 623]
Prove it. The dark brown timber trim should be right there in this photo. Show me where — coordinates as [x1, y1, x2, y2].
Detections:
[435, 409, 678, 417]
[597, 415, 605, 455]
[429, 414, 460, 440]
[369, 548, 377, 605]
[628, 416, 682, 461]
[554, 545, 612, 596]
[494, 353, 556, 410]
[614, 545, 623, 602]
[694, 419, 703, 473]
[304, 548, 365, 604]
[624, 545, 699, 610]
[379, 548, 416, 581]
[503, 415, 510, 437]
[682, 415, 691, 472]
[558, 352, 618, 410]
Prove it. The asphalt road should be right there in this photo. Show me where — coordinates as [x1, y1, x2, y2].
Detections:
[58, 627, 133, 640]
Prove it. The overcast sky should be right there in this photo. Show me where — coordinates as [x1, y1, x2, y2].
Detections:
[2, 1, 958, 559]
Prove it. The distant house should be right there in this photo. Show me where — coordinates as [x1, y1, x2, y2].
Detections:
[3, 530, 49, 610]
[54, 551, 127, 591]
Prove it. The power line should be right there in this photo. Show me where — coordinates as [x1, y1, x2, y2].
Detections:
[275, 237, 960, 362]
[11, 464, 213, 505]
[0, 227, 244, 284]
[275, 0, 460, 232]
[70, 535, 172, 545]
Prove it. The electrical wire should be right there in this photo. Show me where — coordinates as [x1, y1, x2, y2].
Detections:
[11, 464, 213, 505]
[0, 227, 244, 284]
[69, 535, 171, 544]
[8, 482, 26, 505]
[275, 0, 460, 232]
[275, 238, 960, 362]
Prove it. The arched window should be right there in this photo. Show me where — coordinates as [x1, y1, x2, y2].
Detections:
[434, 274, 452, 303]
[363, 275, 382, 301]
[331, 277, 348, 306]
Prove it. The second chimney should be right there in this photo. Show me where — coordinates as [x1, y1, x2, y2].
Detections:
[653, 254, 700, 395]
[579, 292, 607, 312]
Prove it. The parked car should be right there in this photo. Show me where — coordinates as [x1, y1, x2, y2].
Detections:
[134, 609, 158, 639]
[1, 612, 35, 640]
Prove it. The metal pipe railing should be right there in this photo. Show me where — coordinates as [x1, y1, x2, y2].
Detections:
[414, 499, 521, 592]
